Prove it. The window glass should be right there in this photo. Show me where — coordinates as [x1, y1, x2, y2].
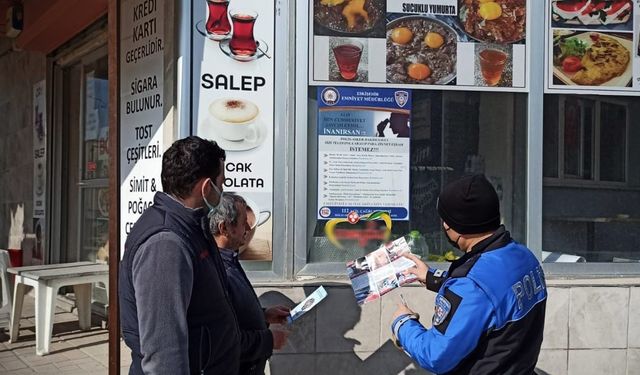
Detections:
[543, 95, 640, 263]
[600, 102, 626, 183]
[543, 96, 559, 178]
[80, 56, 109, 262]
[563, 97, 582, 177]
[307, 90, 528, 264]
[82, 58, 109, 181]
[562, 97, 594, 180]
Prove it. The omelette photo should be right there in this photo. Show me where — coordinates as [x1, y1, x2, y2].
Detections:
[552, 31, 632, 87]
[572, 34, 630, 85]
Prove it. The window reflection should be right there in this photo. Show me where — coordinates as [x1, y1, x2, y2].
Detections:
[543, 94, 639, 263]
[307, 90, 527, 263]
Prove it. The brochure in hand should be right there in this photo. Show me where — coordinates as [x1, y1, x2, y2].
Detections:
[346, 237, 418, 305]
[288, 286, 328, 323]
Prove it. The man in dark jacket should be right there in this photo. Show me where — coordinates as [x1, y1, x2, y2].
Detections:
[119, 136, 240, 374]
[391, 174, 547, 375]
[210, 193, 290, 375]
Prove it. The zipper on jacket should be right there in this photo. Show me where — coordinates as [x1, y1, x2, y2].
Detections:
[199, 327, 204, 375]
[199, 326, 212, 374]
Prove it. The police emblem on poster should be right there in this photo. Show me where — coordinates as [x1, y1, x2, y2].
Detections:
[394, 90, 409, 107]
[321, 87, 340, 105]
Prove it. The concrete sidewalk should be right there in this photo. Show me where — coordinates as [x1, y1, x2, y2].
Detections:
[0, 292, 131, 374]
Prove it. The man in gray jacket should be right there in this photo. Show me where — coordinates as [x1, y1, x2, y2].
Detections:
[119, 136, 240, 374]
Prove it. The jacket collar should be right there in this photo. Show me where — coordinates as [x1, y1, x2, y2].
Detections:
[219, 247, 239, 263]
[153, 191, 208, 225]
[447, 225, 512, 277]
[468, 225, 511, 256]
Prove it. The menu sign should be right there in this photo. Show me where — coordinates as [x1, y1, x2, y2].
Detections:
[545, 0, 640, 95]
[192, 0, 275, 261]
[317, 86, 411, 220]
[120, 0, 165, 253]
[309, 0, 528, 92]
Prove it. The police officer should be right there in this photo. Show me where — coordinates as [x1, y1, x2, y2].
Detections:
[391, 174, 547, 374]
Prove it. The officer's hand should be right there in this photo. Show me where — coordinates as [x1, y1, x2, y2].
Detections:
[392, 303, 415, 322]
[270, 327, 290, 350]
[265, 305, 291, 325]
[402, 253, 429, 284]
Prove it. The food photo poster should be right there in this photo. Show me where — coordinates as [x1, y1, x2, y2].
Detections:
[309, 0, 529, 92]
[545, 0, 640, 95]
[192, 0, 275, 261]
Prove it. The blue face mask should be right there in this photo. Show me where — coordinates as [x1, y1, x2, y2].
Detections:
[203, 180, 223, 214]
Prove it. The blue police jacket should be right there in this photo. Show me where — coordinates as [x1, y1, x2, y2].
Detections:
[393, 226, 547, 375]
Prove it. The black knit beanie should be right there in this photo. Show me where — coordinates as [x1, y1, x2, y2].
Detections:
[436, 174, 501, 234]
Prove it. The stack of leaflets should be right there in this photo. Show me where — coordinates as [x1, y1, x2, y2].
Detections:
[346, 237, 418, 305]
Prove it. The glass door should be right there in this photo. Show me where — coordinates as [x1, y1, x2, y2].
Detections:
[50, 28, 109, 315]
[59, 48, 109, 263]
[78, 55, 109, 263]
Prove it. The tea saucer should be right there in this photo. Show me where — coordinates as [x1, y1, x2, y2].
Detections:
[201, 118, 268, 152]
[195, 20, 230, 40]
[219, 39, 269, 62]
[195, 20, 207, 38]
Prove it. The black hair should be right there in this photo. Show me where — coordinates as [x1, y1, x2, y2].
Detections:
[161, 136, 226, 198]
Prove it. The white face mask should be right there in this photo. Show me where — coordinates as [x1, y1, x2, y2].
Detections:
[203, 179, 223, 214]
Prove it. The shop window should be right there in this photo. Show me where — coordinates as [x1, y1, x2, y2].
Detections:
[543, 95, 640, 263]
[544, 95, 628, 185]
[306, 90, 528, 265]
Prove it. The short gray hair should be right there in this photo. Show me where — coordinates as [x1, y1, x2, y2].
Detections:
[209, 193, 247, 236]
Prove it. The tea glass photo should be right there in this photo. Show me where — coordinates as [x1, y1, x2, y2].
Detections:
[229, 9, 258, 57]
[479, 49, 508, 86]
[332, 39, 363, 81]
[205, 0, 231, 40]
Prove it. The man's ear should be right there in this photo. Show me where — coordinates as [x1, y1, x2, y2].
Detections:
[192, 177, 209, 198]
[217, 221, 227, 236]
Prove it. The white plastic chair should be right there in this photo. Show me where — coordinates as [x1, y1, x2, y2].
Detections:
[0, 250, 12, 330]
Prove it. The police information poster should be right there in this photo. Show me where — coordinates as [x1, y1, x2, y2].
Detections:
[317, 87, 411, 220]
[545, 0, 640, 95]
[120, 0, 165, 255]
[309, 0, 528, 92]
[192, 0, 275, 261]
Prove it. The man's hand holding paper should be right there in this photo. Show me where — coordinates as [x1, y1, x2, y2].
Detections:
[265, 305, 290, 325]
